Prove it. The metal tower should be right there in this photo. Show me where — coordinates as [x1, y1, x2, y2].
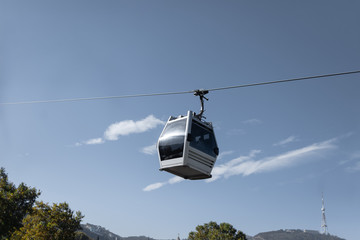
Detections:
[321, 193, 328, 234]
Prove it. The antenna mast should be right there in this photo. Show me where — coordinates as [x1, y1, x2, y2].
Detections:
[321, 193, 328, 234]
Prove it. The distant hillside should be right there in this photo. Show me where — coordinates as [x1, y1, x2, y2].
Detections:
[81, 223, 156, 240]
[81, 224, 346, 240]
[249, 229, 345, 240]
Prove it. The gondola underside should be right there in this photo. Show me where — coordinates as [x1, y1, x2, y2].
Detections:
[161, 165, 211, 180]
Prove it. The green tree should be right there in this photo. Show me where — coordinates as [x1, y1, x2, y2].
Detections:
[11, 201, 84, 240]
[75, 231, 92, 240]
[0, 167, 40, 239]
[188, 221, 247, 240]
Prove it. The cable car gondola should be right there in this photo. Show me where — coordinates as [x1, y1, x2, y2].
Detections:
[157, 90, 219, 180]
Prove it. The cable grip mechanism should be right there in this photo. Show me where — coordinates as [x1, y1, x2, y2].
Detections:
[194, 89, 209, 120]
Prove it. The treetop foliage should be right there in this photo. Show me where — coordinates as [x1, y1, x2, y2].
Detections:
[188, 221, 247, 240]
[0, 167, 40, 239]
[0, 167, 84, 240]
[11, 201, 84, 240]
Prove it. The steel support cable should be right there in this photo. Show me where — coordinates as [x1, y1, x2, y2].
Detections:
[0, 90, 194, 105]
[206, 70, 360, 92]
[1, 70, 359, 105]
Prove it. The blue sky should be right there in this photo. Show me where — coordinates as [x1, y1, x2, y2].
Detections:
[1, 1, 360, 239]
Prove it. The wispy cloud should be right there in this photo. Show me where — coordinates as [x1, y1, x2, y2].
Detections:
[226, 128, 244, 136]
[207, 150, 261, 182]
[143, 176, 184, 192]
[168, 176, 184, 184]
[75, 137, 106, 146]
[273, 136, 298, 146]
[242, 118, 262, 125]
[225, 119, 262, 136]
[208, 138, 336, 182]
[143, 137, 338, 191]
[345, 151, 360, 172]
[218, 150, 235, 160]
[350, 151, 360, 160]
[346, 161, 360, 172]
[77, 115, 164, 146]
[85, 138, 105, 145]
[339, 152, 359, 165]
[143, 182, 166, 192]
[141, 143, 157, 155]
[17, 153, 31, 158]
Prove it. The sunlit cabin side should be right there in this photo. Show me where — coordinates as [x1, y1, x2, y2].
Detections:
[157, 111, 219, 180]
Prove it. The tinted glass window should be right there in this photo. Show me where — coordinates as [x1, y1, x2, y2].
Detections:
[189, 121, 218, 157]
[158, 119, 186, 161]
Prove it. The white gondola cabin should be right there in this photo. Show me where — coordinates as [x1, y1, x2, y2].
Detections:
[157, 110, 219, 180]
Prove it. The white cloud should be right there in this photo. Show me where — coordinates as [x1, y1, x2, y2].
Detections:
[143, 138, 338, 190]
[168, 176, 184, 184]
[273, 136, 298, 146]
[143, 182, 166, 192]
[207, 150, 261, 182]
[218, 150, 235, 160]
[143, 176, 185, 192]
[104, 115, 164, 141]
[85, 138, 105, 145]
[77, 115, 164, 146]
[75, 137, 104, 146]
[141, 143, 157, 155]
[208, 138, 336, 182]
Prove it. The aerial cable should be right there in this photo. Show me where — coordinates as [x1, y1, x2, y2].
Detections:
[206, 70, 360, 92]
[0, 90, 194, 105]
[1, 70, 359, 105]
